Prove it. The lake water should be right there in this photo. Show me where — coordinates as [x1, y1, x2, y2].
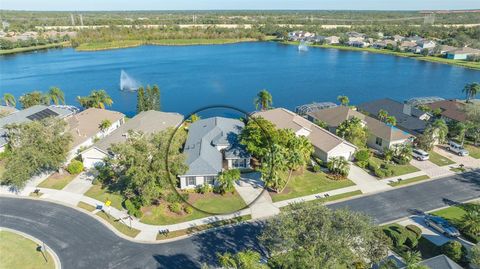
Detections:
[1, 42, 479, 117]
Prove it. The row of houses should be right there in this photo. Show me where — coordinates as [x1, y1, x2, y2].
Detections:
[0, 30, 76, 42]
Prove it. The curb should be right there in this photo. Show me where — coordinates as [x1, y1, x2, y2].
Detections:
[0, 226, 62, 269]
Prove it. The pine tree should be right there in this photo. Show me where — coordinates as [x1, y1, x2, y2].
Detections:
[145, 85, 153, 110]
[136, 87, 145, 113]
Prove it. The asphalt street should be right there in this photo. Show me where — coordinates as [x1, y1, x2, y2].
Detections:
[0, 170, 479, 269]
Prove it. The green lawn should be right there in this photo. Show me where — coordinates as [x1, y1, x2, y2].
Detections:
[0, 161, 5, 178]
[465, 144, 480, 159]
[370, 156, 420, 178]
[37, 172, 77, 190]
[141, 191, 246, 225]
[0, 230, 55, 269]
[84, 185, 124, 210]
[388, 175, 430, 187]
[309, 190, 363, 204]
[0, 41, 70, 55]
[431, 202, 480, 243]
[96, 211, 140, 238]
[270, 170, 355, 203]
[428, 151, 455, 166]
[77, 201, 96, 212]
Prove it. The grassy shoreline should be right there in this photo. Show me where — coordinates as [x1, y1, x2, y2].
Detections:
[0, 41, 71, 55]
[280, 41, 480, 70]
[75, 38, 260, 51]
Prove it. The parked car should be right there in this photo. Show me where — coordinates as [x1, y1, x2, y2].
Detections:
[424, 215, 460, 238]
[446, 141, 469, 156]
[412, 149, 429, 161]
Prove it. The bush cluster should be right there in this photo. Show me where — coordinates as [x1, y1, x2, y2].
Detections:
[169, 202, 182, 214]
[124, 199, 143, 218]
[383, 224, 421, 249]
[441, 241, 468, 264]
[196, 184, 212, 194]
[66, 160, 84, 174]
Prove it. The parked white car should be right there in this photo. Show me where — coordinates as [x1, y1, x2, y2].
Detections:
[412, 149, 429, 161]
[446, 141, 469, 156]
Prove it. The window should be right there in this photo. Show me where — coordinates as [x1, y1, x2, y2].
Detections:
[186, 176, 196, 186]
[375, 137, 383, 146]
[205, 176, 215, 185]
[232, 159, 247, 168]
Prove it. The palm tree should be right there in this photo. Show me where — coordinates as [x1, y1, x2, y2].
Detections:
[337, 95, 350, 106]
[327, 156, 350, 179]
[48, 87, 65, 105]
[99, 119, 112, 133]
[2, 93, 16, 107]
[402, 251, 428, 269]
[217, 169, 240, 195]
[378, 109, 388, 121]
[463, 82, 480, 103]
[254, 89, 273, 111]
[461, 210, 480, 238]
[431, 119, 448, 144]
[385, 116, 397, 126]
[77, 89, 113, 109]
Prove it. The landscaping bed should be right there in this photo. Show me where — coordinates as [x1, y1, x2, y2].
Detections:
[270, 170, 355, 203]
[428, 151, 455, 166]
[0, 230, 55, 269]
[37, 172, 76, 190]
[367, 156, 419, 178]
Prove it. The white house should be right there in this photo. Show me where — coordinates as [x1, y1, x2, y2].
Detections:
[253, 108, 357, 162]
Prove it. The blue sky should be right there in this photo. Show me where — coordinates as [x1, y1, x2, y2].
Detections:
[2, 0, 480, 11]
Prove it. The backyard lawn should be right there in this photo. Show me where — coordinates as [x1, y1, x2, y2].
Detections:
[84, 184, 124, 210]
[270, 170, 355, 203]
[141, 191, 246, 225]
[428, 151, 455, 166]
[465, 144, 480, 159]
[0, 230, 55, 269]
[37, 172, 77, 190]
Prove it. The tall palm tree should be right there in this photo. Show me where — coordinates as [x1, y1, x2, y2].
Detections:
[402, 251, 428, 269]
[337, 95, 350, 106]
[77, 89, 113, 109]
[48, 87, 65, 105]
[431, 119, 448, 144]
[254, 89, 273, 111]
[385, 116, 397, 126]
[2, 93, 16, 107]
[378, 109, 388, 121]
[463, 82, 480, 103]
[461, 210, 480, 238]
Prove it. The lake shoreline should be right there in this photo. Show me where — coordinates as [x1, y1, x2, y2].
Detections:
[0, 41, 71, 55]
[279, 41, 480, 70]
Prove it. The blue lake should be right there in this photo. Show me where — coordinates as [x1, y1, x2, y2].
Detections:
[1, 42, 479, 117]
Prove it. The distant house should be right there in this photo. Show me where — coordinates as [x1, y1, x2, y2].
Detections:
[392, 35, 405, 42]
[307, 106, 413, 152]
[348, 40, 368, 48]
[253, 108, 357, 162]
[0, 105, 74, 152]
[426, 99, 467, 122]
[372, 40, 396, 49]
[446, 47, 480, 60]
[406, 35, 424, 43]
[417, 40, 436, 49]
[66, 108, 125, 160]
[325, 36, 340, 45]
[437, 45, 458, 55]
[178, 117, 250, 189]
[295, 102, 338, 117]
[347, 32, 366, 38]
[358, 98, 428, 136]
[399, 41, 417, 52]
[81, 110, 183, 169]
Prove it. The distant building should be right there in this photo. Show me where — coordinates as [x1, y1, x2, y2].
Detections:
[295, 102, 338, 117]
[446, 47, 480, 60]
[325, 36, 339, 45]
[372, 40, 397, 49]
[392, 35, 405, 42]
[399, 41, 417, 52]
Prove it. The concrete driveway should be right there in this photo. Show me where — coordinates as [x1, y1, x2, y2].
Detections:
[435, 145, 480, 169]
[410, 159, 454, 178]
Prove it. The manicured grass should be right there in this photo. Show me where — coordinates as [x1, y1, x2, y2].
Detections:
[270, 170, 355, 203]
[388, 175, 430, 187]
[280, 41, 480, 70]
[450, 167, 466, 173]
[77, 201, 96, 212]
[84, 184, 124, 210]
[311, 190, 363, 203]
[370, 156, 420, 178]
[465, 144, 480, 159]
[76, 38, 259, 51]
[431, 203, 479, 243]
[0, 161, 5, 178]
[0, 41, 70, 55]
[141, 191, 246, 225]
[0, 230, 55, 269]
[96, 211, 140, 238]
[428, 151, 455, 166]
[37, 172, 77, 190]
[156, 215, 251, 240]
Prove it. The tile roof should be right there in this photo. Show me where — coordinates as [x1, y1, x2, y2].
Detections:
[253, 108, 357, 153]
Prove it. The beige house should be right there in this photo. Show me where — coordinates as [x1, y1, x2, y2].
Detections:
[66, 108, 125, 160]
[307, 106, 413, 152]
[80, 110, 183, 169]
[253, 108, 357, 162]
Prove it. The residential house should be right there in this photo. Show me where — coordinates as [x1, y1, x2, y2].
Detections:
[405, 255, 462, 269]
[417, 40, 436, 50]
[178, 117, 250, 189]
[347, 32, 366, 38]
[446, 47, 480, 60]
[81, 110, 183, 169]
[295, 102, 338, 117]
[426, 99, 467, 122]
[307, 106, 413, 152]
[0, 105, 74, 152]
[253, 108, 357, 162]
[392, 35, 405, 42]
[348, 40, 368, 48]
[0, 105, 18, 117]
[437, 45, 458, 55]
[325, 36, 339, 45]
[66, 108, 125, 160]
[372, 40, 397, 49]
[358, 98, 428, 136]
[406, 35, 424, 43]
[398, 41, 417, 52]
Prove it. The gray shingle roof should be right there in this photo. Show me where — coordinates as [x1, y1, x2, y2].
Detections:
[358, 98, 427, 136]
[417, 255, 463, 269]
[182, 117, 248, 176]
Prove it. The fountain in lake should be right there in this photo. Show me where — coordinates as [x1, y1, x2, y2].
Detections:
[119, 70, 140, 91]
[298, 40, 309, 52]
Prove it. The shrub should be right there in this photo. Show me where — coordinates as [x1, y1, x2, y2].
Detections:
[404, 230, 419, 248]
[124, 199, 143, 218]
[169, 202, 182, 214]
[368, 160, 379, 171]
[441, 241, 467, 263]
[184, 206, 193, 214]
[312, 165, 321, 172]
[406, 225, 422, 239]
[383, 226, 407, 248]
[165, 192, 182, 203]
[355, 149, 370, 162]
[356, 160, 368, 169]
[66, 160, 84, 174]
[196, 184, 211, 194]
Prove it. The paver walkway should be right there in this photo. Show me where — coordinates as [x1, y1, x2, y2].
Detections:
[62, 172, 94, 194]
[348, 164, 392, 193]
